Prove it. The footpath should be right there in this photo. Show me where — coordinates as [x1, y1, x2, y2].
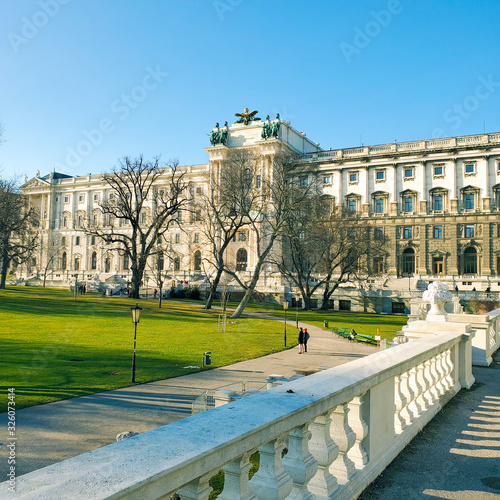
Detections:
[2, 315, 376, 477]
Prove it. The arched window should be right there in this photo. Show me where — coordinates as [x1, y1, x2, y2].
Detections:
[464, 247, 477, 275]
[194, 251, 202, 271]
[236, 248, 248, 271]
[402, 248, 415, 274]
[174, 257, 180, 271]
[158, 252, 164, 270]
[61, 252, 67, 270]
[91, 252, 97, 270]
[105, 257, 111, 273]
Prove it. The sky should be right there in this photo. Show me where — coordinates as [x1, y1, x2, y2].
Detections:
[1, 0, 500, 180]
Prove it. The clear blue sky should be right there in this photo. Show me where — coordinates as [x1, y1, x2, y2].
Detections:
[1, 0, 500, 180]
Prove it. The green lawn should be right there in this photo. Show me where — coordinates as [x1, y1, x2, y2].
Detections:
[0, 287, 292, 411]
[229, 301, 408, 339]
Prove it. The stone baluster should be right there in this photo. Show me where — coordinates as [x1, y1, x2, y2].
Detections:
[434, 352, 446, 398]
[394, 374, 409, 433]
[407, 367, 422, 418]
[218, 452, 256, 500]
[416, 362, 430, 411]
[444, 349, 455, 392]
[282, 424, 317, 500]
[308, 410, 339, 499]
[330, 402, 356, 484]
[348, 393, 369, 468]
[424, 359, 438, 406]
[249, 437, 293, 500]
[177, 472, 213, 500]
[400, 371, 414, 424]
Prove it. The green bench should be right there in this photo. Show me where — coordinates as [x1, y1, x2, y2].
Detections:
[332, 327, 378, 345]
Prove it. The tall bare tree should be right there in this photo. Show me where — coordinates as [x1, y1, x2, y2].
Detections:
[273, 200, 387, 310]
[226, 151, 317, 318]
[85, 156, 188, 299]
[199, 150, 260, 309]
[0, 177, 39, 289]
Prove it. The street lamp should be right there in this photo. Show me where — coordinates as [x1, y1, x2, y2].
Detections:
[130, 304, 143, 383]
[283, 301, 289, 347]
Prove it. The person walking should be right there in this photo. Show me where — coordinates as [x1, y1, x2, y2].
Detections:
[298, 327, 305, 354]
[304, 328, 310, 352]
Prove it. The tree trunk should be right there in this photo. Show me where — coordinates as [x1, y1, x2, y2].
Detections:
[158, 282, 163, 308]
[205, 266, 224, 310]
[0, 249, 9, 289]
[130, 266, 143, 299]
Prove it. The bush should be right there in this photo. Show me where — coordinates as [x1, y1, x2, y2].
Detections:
[184, 286, 201, 300]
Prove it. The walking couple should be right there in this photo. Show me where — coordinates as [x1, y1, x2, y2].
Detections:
[298, 327, 309, 354]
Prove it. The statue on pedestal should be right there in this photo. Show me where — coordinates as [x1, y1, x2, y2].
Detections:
[422, 282, 452, 319]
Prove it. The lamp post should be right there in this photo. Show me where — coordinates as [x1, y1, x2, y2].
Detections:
[295, 296, 299, 328]
[283, 301, 289, 347]
[130, 304, 143, 383]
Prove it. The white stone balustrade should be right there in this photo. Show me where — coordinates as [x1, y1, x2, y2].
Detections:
[1, 331, 475, 500]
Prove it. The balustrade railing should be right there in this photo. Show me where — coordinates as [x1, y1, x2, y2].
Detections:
[3, 331, 475, 500]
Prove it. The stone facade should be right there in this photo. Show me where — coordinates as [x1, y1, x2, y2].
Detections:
[18, 118, 500, 295]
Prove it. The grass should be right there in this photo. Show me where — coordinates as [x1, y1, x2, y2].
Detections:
[228, 301, 408, 339]
[0, 287, 292, 411]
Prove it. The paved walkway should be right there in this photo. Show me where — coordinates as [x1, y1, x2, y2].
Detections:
[1, 315, 376, 477]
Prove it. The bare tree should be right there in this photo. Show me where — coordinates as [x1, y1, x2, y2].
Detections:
[0, 177, 39, 289]
[198, 150, 260, 309]
[85, 156, 188, 299]
[40, 233, 61, 287]
[226, 151, 317, 318]
[273, 199, 386, 309]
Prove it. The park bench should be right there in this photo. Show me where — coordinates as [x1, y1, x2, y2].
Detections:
[332, 327, 378, 345]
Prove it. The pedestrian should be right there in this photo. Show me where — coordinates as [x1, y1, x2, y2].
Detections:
[154, 289, 158, 299]
[348, 328, 356, 342]
[298, 327, 305, 354]
[304, 328, 310, 352]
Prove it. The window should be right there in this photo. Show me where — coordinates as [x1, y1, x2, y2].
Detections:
[194, 233, 200, 243]
[403, 226, 413, 239]
[177, 211, 182, 223]
[94, 194, 99, 201]
[174, 257, 180, 271]
[91, 252, 97, 270]
[64, 196, 69, 203]
[433, 226, 443, 239]
[464, 247, 477, 274]
[339, 300, 351, 311]
[434, 195, 443, 211]
[196, 187, 202, 195]
[403, 197, 413, 212]
[376, 170, 385, 181]
[256, 175, 261, 188]
[238, 231, 247, 242]
[348, 199, 357, 213]
[392, 302, 406, 314]
[433, 257, 444, 275]
[105, 258, 111, 273]
[78, 215, 82, 226]
[236, 248, 248, 271]
[465, 193, 474, 210]
[75, 236, 80, 246]
[375, 198, 384, 214]
[465, 163, 475, 174]
[404, 168, 413, 179]
[79, 195, 84, 202]
[498, 224, 500, 237]
[374, 228, 384, 240]
[194, 250, 202, 271]
[123, 254, 129, 270]
[158, 253, 164, 270]
[74, 257, 80, 271]
[91, 236, 96, 245]
[63, 217, 68, 228]
[323, 176, 331, 184]
[141, 213, 147, 224]
[93, 214, 97, 225]
[374, 257, 384, 274]
[465, 224, 475, 238]
[175, 233, 180, 244]
[349, 173, 358, 183]
[61, 252, 67, 270]
[61, 237, 66, 245]
[300, 178, 308, 186]
[434, 166, 443, 176]
[402, 248, 415, 274]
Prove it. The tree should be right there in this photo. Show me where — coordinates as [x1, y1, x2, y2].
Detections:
[273, 200, 387, 310]
[0, 177, 39, 289]
[198, 150, 260, 309]
[40, 233, 61, 287]
[226, 151, 316, 318]
[85, 156, 188, 299]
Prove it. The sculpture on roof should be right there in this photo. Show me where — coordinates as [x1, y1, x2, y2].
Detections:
[234, 108, 260, 125]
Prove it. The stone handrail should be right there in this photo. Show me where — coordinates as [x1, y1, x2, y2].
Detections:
[2, 331, 475, 500]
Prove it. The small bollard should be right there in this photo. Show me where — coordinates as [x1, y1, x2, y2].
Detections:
[203, 351, 211, 367]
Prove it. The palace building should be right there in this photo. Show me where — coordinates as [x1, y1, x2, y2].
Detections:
[19, 113, 500, 308]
